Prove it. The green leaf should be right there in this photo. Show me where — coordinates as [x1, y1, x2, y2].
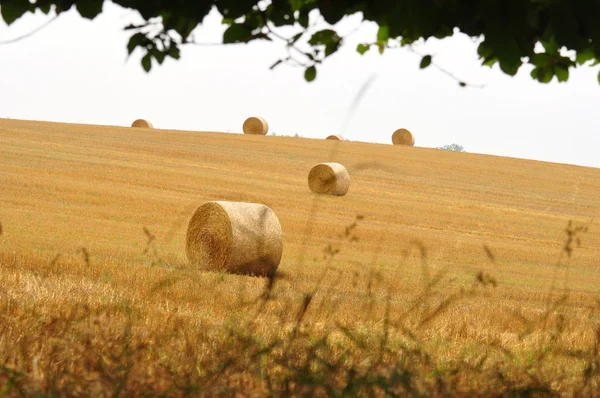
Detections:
[290, 32, 303, 45]
[168, 46, 180, 60]
[127, 33, 146, 55]
[499, 60, 522, 76]
[554, 65, 569, 82]
[419, 55, 432, 69]
[377, 25, 389, 42]
[298, 8, 309, 28]
[459, 82, 466, 87]
[75, 0, 104, 19]
[308, 29, 338, 45]
[576, 47, 595, 66]
[308, 29, 341, 57]
[266, 3, 294, 27]
[477, 42, 493, 59]
[152, 49, 166, 65]
[357, 43, 370, 55]
[482, 56, 498, 67]
[248, 11, 265, 29]
[39, 3, 52, 14]
[597, 70, 600, 84]
[141, 53, 152, 72]
[223, 23, 252, 44]
[530, 67, 539, 80]
[289, 0, 304, 11]
[530, 53, 551, 67]
[400, 37, 416, 46]
[1, 2, 30, 25]
[304, 65, 316, 82]
[541, 36, 559, 54]
[538, 67, 554, 83]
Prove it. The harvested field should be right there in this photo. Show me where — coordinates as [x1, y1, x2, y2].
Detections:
[1, 118, 599, 395]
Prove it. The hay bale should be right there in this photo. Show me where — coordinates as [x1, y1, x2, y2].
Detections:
[243, 116, 269, 135]
[185, 201, 283, 277]
[131, 119, 153, 128]
[308, 162, 350, 196]
[392, 128, 415, 146]
[326, 134, 345, 140]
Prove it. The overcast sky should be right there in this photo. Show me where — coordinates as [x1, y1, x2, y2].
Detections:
[1, 2, 599, 169]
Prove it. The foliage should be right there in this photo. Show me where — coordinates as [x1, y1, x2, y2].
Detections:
[271, 132, 301, 137]
[2, 0, 600, 85]
[437, 143, 465, 152]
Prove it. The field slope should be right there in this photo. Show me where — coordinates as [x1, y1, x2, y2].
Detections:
[1, 117, 600, 395]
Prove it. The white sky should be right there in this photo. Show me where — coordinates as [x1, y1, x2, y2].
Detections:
[1, 2, 599, 169]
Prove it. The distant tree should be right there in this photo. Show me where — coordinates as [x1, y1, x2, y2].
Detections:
[437, 143, 465, 152]
[2, 1, 600, 85]
[271, 133, 301, 137]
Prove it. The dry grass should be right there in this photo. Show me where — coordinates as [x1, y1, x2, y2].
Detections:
[1, 118, 600, 395]
[185, 201, 283, 277]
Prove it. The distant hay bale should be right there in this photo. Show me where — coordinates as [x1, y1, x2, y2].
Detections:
[326, 134, 345, 140]
[131, 119, 153, 128]
[392, 128, 415, 146]
[185, 201, 283, 277]
[308, 162, 350, 196]
[243, 116, 269, 135]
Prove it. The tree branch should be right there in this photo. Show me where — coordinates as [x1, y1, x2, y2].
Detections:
[0, 15, 59, 45]
[405, 45, 486, 88]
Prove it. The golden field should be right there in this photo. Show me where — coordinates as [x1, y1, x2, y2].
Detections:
[1, 117, 600, 396]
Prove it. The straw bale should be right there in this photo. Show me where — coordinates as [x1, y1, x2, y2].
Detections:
[131, 119, 153, 128]
[308, 162, 350, 196]
[326, 135, 345, 140]
[186, 201, 283, 277]
[243, 116, 269, 135]
[392, 128, 415, 146]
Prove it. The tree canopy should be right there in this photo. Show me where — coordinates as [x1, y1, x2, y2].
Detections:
[2, 0, 600, 85]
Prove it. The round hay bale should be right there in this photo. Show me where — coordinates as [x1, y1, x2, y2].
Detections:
[392, 128, 415, 146]
[185, 201, 283, 277]
[243, 116, 269, 135]
[308, 162, 350, 196]
[326, 134, 345, 140]
[131, 119, 153, 128]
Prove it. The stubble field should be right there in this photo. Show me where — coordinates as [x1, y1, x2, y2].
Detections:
[1, 117, 599, 396]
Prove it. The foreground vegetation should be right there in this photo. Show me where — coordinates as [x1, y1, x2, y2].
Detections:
[1, 118, 599, 395]
[1, 226, 599, 396]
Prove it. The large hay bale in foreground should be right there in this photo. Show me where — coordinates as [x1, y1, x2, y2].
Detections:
[308, 162, 350, 196]
[185, 201, 283, 277]
[392, 128, 415, 146]
[131, 119, 153, 128]
[243, 116, 269, 135]
[326, 134, 345, 140]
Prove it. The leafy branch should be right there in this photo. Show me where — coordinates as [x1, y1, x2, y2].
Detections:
[2, 0, 600, 84]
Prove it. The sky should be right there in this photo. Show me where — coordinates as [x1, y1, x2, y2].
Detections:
[1, 2, 599, 169]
